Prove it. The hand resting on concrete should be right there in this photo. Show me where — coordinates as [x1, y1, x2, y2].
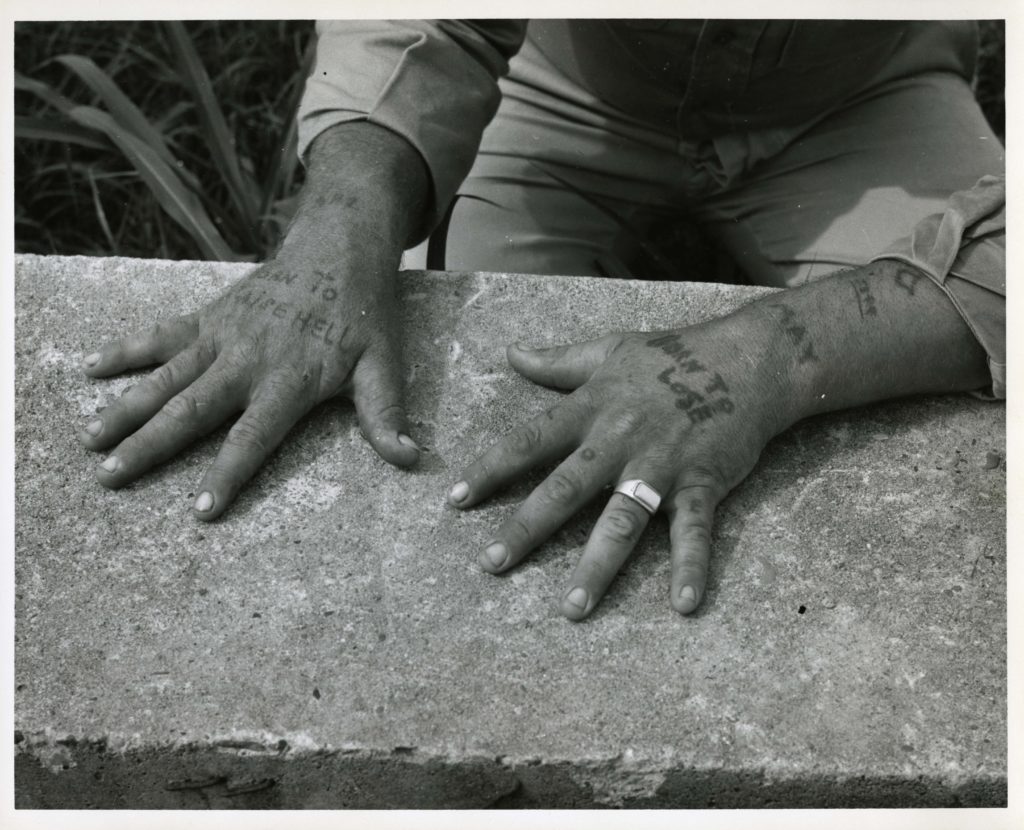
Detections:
[78, 124, 428, 520]
[448, 262, 989, 619]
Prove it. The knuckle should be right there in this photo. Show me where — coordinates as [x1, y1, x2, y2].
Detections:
[508, 421, 544, 457]
[261, 372, 304, 400]
[224, 336, 261, 370]
[146, 362, 178, 396]
[601, 506, 643, 545]
[678, 465, 725, 494]
[607, 407, 647, 437]
[162, 393, 200, 425]
[372, 402, 405, 424]
[226, 417, 269, 454]
[678, 557, 709, 582]
[503, 516, 535, 548]
[602, 332, 626, 356]
[679, 522, 712, 549]
[541, 471, 582, 508]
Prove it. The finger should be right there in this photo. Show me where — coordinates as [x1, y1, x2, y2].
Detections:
[79, 345, 212, 451]
[506, 334, 620, 390]
[478, 444, 619, 574]
[351, 346, 420, 468]
[94, 354, 247, 489]
[559, 473, 664, 621]
[665, 485, 718, 614]
[192, 375, 311, 521]
[82, 315, 199, 377]
[448, 396, 588, 509]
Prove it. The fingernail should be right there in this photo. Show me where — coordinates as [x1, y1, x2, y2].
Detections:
[679, 585, 698, 607]
[565, 586, 588, 610]
[194, 492, 214, 512]
[484, 542, 507, 569]
[83, 352, 101, 367]
[100, 456, 120, 473]
[397, 434, 420, 451]
[449, 481, 469, 503]
[84, 418, 103, 437]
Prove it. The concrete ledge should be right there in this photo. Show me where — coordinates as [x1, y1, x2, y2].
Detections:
[14, 254, 1006, 808]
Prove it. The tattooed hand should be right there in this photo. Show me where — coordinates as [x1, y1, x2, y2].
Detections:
[446, 260, 990, 620]
[78, 244, 417, 519]
[446, 309, 800, 620]
[77, 124, 429, 519]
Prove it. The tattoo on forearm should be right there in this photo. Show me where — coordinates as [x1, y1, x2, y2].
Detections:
[894, 265, 924, 297]
[647, 334, 735, 424]
[851, 278, 878, 319]
[765, 303, 818, 364]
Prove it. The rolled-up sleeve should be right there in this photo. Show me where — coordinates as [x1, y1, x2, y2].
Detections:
[870, 175, 1006, 399]
[298, 19, 527, 242]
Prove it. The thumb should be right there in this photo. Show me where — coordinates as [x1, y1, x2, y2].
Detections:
[351, 346, 420, 467]
[507, 334, 621, 390]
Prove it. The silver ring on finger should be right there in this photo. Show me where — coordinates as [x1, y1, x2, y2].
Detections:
[613, 479, 662, 515]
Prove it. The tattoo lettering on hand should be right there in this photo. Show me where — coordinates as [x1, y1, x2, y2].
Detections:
[293, 309, 343, 346]
[766, 303, 818, 364]
[851, 278, 878, 319]
[646, 334, 706, 373]
[252, 265, 299, 286]
[232, 288, 293, 320]
[894, 266, 924, 297]
[309, 269, 339, 302]
[657, 365, 735, 424]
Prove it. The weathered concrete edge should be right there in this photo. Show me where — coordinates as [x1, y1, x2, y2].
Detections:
[14, 732, 1007, 809]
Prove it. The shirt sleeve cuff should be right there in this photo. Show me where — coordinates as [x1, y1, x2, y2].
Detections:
[869, 174, 1005, 399]
[297, 20, 526, 244]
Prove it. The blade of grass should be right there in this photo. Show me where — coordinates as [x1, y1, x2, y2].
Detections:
[53, 54, 201, 192]
[86, 166, 119, 255]
[15, 71, 79, 116]
[164, 21, 261, 245]
[68, 105, 238, 261]
[15, 116, 109, 150]
[259, 34, 314, 221]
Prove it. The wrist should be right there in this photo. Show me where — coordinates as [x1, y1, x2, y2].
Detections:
[739, 261, 989, 428]
[282, 122, 430, 257]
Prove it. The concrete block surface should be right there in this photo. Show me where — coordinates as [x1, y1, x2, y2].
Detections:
[14, 254, 1006, 808]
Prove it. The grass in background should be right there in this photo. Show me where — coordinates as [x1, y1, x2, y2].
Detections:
[15, 21, 315, 260]
[15, 20, 1004, 267]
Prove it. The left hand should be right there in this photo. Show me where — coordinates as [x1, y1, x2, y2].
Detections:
[447, 313, 795, 620]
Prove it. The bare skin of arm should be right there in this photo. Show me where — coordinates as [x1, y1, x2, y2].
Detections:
[78, 122, 428, 520]
[447, 261, 988, 620]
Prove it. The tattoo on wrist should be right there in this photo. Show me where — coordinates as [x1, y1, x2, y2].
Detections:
[765, 303, 818, 364]
[851, 278, 878, 319]
[647, 334, 735, 424]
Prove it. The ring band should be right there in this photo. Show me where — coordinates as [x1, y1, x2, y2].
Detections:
[613, 479, 662, 515]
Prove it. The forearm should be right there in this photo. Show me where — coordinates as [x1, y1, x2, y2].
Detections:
[281, 122, 430, 264]
[737, 260, 990, 432]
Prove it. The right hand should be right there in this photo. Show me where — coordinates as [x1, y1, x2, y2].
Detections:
[78, 239, 419, 520]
